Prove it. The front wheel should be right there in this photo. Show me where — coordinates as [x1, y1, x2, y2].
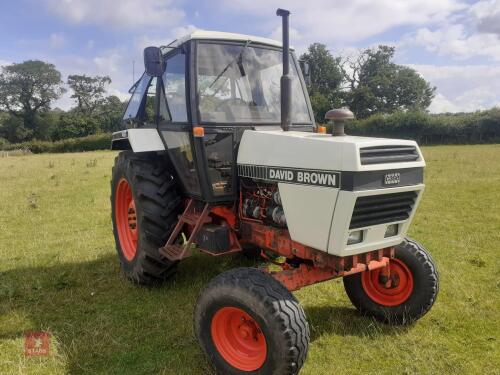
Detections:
[194, 268, 310, 375]
[343, 238, 439, 324]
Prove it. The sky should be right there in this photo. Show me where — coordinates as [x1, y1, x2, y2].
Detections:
[0, 0, 499, 113]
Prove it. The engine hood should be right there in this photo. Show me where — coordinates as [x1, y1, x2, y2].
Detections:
[237, 130, 425, 172]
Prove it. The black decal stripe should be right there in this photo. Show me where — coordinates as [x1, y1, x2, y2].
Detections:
[238, 164, 340, 188]
[340, 168, 423, 191]
[238, 164, 423, 191]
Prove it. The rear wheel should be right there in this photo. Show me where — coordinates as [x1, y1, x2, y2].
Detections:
[343, 238, 439, 324]
[194, 268, 309, 375]
[111, 151, 182, 284]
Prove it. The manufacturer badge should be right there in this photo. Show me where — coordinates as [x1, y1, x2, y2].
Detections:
[384, 172, 401, 185]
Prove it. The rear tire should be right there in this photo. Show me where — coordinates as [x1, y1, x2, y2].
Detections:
[111, 151, 182, 284]
[343, 238, 439, 324]
[194, 268, 309, 375]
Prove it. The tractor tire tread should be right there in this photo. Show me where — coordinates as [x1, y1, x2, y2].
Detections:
[194, 267, 309, 375]
[111, 151, 181, 285]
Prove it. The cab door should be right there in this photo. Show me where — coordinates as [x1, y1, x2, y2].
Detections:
[158, 49, 202, 197]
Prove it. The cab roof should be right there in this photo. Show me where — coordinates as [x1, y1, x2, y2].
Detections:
[169, 30, 293, 50]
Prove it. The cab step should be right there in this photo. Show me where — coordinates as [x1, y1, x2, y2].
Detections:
[160, 199, 211, 261]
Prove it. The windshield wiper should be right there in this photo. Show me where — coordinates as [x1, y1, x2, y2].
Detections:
[206, 40, 251, 92]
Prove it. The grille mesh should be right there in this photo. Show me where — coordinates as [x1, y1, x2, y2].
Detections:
[350, 191, 418, 229]
[360, 145, 419, 165]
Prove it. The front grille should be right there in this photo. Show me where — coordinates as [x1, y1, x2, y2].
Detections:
[349, 191, 418, 229]
[360, 145, 419, 165]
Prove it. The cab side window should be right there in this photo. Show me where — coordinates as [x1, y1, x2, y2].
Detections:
[123, 73, 157, 127]
[123, 73, 150, 123]
[162, 53, 188, 123]
[144, 77, 157, 122]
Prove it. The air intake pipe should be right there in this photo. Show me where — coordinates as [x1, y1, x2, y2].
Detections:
[325, 108, 355, 136]
[276, 8, 291, 131]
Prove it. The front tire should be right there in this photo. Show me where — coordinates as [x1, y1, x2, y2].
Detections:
[343, 238, 439, 324]
[111, 151, 181, 284]
[194, 268, 309, 374]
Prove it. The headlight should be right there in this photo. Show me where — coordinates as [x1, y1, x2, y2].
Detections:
[385, 224, 399, 237]
[347, 230, 363, 245]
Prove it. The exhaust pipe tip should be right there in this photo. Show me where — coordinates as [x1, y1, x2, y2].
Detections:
[276, 8, 290, 17]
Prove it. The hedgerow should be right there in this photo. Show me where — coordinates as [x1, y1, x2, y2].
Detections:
[345, 108, 500, 144]
[1, 108, 499, 154]
[0, 133, 111, 153]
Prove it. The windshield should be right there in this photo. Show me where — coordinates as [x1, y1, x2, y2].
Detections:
[196, 42, 312, 124]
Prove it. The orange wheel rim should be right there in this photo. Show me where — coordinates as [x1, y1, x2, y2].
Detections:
[211, 307, 267, 371]
[361, 258, 414, 306]
[115, 178, 138, 261]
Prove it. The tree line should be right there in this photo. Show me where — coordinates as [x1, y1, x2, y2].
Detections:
[300, 44, 435, 121]
[1, 43, 497, 148]
[0, 60, 124, 144]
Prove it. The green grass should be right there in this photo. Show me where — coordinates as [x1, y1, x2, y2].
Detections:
[1, 146, 499, 374]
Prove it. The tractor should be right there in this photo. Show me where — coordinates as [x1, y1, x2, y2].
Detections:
[110, 8, 439, 374]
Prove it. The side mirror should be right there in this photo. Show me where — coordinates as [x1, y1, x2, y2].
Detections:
[299, 60, 311, 85]
[144, 46, 164, 77]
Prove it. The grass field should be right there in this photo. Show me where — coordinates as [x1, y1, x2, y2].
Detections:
[1, 145, 499, 375]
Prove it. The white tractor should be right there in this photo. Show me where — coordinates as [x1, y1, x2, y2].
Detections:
[110, 8, 439, 374]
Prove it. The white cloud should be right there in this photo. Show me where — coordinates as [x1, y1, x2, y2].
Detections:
[49, 33, 66, 48]
[269, 26, 305, 51]
[134, 24, 198, 54]
[43, 21, 199, 110]
[409, 64, 500, 112]
[93, 50, 124, 73]
[43, 0, 185, 30]
[45, 49, 135, 110]
[471, 0, 500, 35]
[409, 24, 500, 61]
[32, 0, 500, 114]
[403, 0, 500, 61]
[427, 93, 461, 113]
[217, 0, 466, 45]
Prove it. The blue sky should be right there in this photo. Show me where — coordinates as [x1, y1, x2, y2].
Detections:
[1, 0, 499, 113]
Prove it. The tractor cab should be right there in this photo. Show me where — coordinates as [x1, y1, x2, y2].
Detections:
[117, 30, 314, 203]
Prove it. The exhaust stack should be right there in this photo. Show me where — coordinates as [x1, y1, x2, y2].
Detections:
[276, 8, 291, 131]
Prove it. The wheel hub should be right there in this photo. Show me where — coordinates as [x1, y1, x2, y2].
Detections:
[127, 201, 137, 230]
[362, 258, 414, 306]
[211, 307, 267, 371]
[379, 272, 401, 288]
[238, 318, 260, 341]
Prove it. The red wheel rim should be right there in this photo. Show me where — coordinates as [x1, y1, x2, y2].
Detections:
[211, 307, 267, 371]
[115, 178, 138, 261]
[361, 258, 414, 306]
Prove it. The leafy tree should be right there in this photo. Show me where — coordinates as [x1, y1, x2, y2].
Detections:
[98, 95, 126, 133]
[52, 110, 100, 140]
[67, 74, 112, 116]
[0, 60, 65, 141]
[300, 43, 343, 121]
[0, 115, 29, 143]
[343, 46, 435, 118]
